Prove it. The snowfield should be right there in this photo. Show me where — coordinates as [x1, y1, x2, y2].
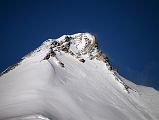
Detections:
[0, 33, 159, 120]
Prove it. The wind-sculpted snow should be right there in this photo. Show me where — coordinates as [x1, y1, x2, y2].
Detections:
[0, 33, 159, 120]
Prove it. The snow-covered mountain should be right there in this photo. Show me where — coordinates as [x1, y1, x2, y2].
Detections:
[0, 33, 159, 120]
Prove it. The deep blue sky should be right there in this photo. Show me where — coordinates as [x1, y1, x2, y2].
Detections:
[0, 0, 159, 89]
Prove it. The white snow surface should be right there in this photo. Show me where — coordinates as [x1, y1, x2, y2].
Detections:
[0, 33, 159, 120]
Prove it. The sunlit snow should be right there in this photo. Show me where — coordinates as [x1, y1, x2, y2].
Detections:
[0, 33, 159, 120]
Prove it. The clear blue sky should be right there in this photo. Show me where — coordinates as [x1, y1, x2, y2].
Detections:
[0, 0, 159, 89]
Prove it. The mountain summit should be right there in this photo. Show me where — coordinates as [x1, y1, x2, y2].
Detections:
[0, 33, 159, 120]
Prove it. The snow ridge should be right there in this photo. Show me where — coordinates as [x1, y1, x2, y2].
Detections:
[23, 33, 107, 63]
[0, 33, 159, 120]
[0, 33, 133, 93]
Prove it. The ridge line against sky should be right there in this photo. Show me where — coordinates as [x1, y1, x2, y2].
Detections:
[0, 0, 159, 89]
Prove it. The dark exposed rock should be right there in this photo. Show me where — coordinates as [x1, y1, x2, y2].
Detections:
[52, 41, 60, 46]
[59, 62, 64, 67]
[65, 36, 72, 42]
[51, 41, 58, 46]
[69, 50, 75, 56]
[43, 53, 50, 60]
[61, 47, 69, 53]
[79, 59, 85, 63]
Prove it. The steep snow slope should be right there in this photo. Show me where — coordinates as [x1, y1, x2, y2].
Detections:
[0, 33, 159, 120]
